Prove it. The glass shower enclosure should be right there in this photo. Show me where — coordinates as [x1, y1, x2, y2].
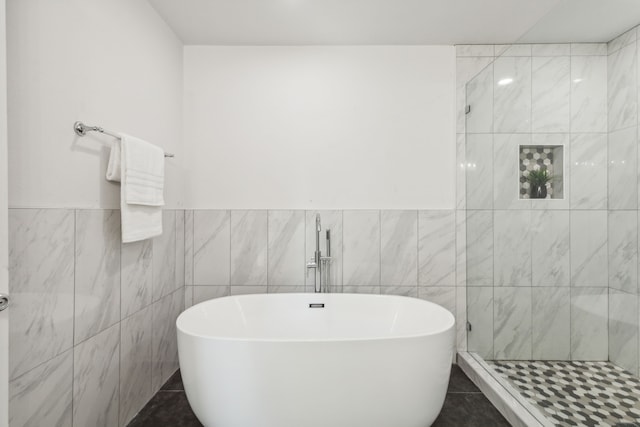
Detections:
[463, 3, 640, 424]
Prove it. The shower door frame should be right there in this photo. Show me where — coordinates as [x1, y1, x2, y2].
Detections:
[0, 0, 9, 425]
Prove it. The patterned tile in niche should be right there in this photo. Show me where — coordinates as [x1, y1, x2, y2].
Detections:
[519, 145, 564, 199]
[488, 360, 640, 427]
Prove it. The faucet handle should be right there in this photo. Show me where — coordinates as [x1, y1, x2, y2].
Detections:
[306, 258, 316, 278]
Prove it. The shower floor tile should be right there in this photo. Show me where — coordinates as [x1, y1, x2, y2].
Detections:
[489, 360, 640, 427]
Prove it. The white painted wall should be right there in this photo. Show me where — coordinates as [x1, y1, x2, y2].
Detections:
[0, 0, 8, 423]
[183, 46, 456, 209]
[7, 0, 184, 209]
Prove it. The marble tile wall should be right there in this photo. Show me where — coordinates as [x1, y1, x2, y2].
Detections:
[458, 33, 640, 369]
[183, 209, 458, 345]
[184, 208, 455, 292]
[8, 209, 185, 427]
[606, 25, 640, 375]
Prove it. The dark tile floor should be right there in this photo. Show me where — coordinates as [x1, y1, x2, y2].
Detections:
[128, 365, 511, 427]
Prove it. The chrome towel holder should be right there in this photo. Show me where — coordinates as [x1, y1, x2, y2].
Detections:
[73, 121, 175, 158]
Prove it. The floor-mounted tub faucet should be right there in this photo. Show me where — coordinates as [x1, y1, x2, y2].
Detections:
[307, 214, 331, 293]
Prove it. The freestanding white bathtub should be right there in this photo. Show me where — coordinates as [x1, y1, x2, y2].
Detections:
[177, 293, 455, 427]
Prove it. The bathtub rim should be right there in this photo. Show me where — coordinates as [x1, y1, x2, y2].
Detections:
[177, 292, 456, 344]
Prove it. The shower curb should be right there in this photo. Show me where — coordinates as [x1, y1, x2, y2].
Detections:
[457, 352, 553, 427]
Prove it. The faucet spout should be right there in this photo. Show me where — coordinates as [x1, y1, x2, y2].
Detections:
[308, 214, 331, 293]
[314, 214, 322, 292]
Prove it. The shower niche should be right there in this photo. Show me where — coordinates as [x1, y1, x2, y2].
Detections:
[519, 145, 564, 200]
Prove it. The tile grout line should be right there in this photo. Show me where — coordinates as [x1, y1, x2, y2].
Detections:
[568, 50, 573, 361]
[490, 54, 496, 360]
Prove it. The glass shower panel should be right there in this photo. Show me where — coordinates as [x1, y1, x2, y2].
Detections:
[464, 46, 610, 363]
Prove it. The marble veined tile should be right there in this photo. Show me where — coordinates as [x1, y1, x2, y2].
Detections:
[637, 42, 640, 126]
[418, 210, 455, 287]
[267, 285, 306, 294]
[532, 44, 570, 56]
[381, 286, 417, 298]
[571, 287, 608, 360]
[494, 210, 531, 287]
[466, 210, 493, 286]
[418, 287, 455, 316]
[457, 88, 466, 136]
[493, 134, 530, 210]
[305, 210, 342, 292]
[153, 211, 177, 301]
[609, 127, 638, 209]
[570, 133, 607, 209]
[268, 210, 305, 287]
[230, 285, 267, 295]
[342, 286, 380, 294]
[609, 289, 638, 375]
[456, 45, 494, 57]
[532, 56, 570, 132]
[571, 56, 607, 133]
[151, 290, 183, 392]
[456, 287, 467, 352]
[608, 43, 637, 132]
[230, 210, 267, 286]
[121, 239, 152, 319]
[465, 65, 494, 133]
[120, 305, 153, 427]
[184, 210, 193, 286]
[175, 210, 185, 287]
[493, 56, 532, 133]
[608, 211, 638, 294]
[494, 287, 532, 360]
[193, 210, 230, 285]
[9, 349, 73, 427]
[456, 57, 496, 87]
[467, 287, 493, 359]
[466, 134, 493, 209]
[193, 286, 230, 305]
[8, 209, 74, 380]
[532, 287, 570, 360]
[531, 210, 570, 286]
[495, 44, 532, 57]
[457, 58, 494, 135]
[571, 43, 607, 56]
[73, 323, 120, 427]
[381, 210, 418, 286]
[455, 210, 466, 287]
[185, 286, 194, 308]
[608, 26, 637, 54]
[343, 211, 380, 287]
[571, 211, 608, 286]
[75, 210, 121, 344]
[456, 134, 466, 209]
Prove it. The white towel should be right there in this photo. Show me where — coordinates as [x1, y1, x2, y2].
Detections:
[106, 134, 165, 243]
[105, 140, 121, 182]
[122, 135, 165, 206]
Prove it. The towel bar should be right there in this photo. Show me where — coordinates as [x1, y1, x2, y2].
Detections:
[74, 121, 175, 158]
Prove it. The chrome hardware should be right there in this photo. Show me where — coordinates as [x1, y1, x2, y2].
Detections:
[306, 258, 317, 278]
[74, 121, 175, 158]
[307, 214, 332, 293]
[0, 293, 9, 312]
[309, 303, 325, 308]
